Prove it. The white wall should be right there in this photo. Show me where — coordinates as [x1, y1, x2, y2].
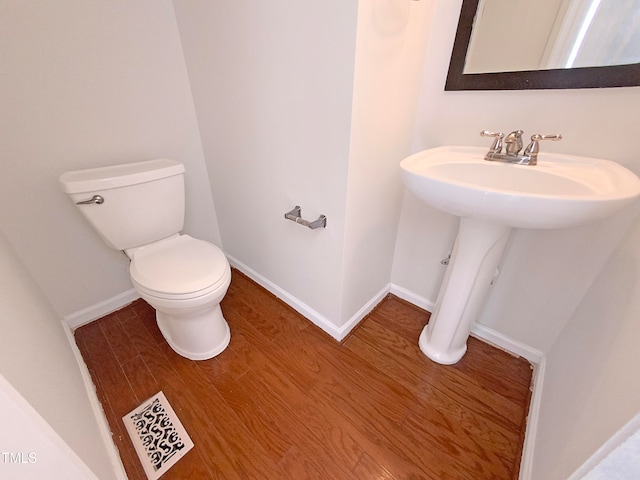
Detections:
[0, 230, 120, 479]
[340, 0, 433, 324]
[532, 215, 640, 479]
[392, 1, 640, 478]
[0, 0, 220, 320]
[173, 0, 357, 328]
[173, 0, 432, 332]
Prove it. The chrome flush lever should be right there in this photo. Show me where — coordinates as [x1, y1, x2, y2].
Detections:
[75, 195, 104, 205]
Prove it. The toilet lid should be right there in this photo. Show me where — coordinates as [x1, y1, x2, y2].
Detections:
[130, 235, 228, 295]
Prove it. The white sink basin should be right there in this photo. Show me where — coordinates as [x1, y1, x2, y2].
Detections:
[400, 146, 640, 365]
[400, 146, 640, 229]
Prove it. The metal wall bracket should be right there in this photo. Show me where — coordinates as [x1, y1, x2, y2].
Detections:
[284, 206, 327, 229]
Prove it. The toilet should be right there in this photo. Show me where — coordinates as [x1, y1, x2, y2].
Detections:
[59, 159, 231, 360]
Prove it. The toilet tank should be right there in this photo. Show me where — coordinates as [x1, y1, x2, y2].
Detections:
[59, 159, 186, 250]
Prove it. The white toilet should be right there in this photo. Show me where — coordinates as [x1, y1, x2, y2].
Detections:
[60, 159, 231, 360]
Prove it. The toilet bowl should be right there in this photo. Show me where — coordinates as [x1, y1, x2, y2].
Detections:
[128, 234, 231, 360]
[59, 159, 231, 360]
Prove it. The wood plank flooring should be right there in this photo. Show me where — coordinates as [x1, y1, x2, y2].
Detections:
[75, 269, 533, 480]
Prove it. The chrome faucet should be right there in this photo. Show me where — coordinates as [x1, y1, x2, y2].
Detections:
[504, 130, 524, 155]
[480, 130, 562, 165]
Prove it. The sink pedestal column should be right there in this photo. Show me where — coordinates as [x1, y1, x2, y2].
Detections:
[419, 217, 511, 365]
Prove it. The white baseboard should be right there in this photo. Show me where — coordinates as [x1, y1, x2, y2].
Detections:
[227, 256, 391, 341]
[62, 322, 128, 480]
[227, 256, 343, 339]
[519, 356, 546, 480]
[389, 283, 544, 364]
[389, 283, 435, 312]
[64, 289, 140, 330]
[471, 323, 544, 365]
[337, 283, 390, 340]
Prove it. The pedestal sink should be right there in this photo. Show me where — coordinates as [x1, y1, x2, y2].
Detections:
[400, 146, 640, 365]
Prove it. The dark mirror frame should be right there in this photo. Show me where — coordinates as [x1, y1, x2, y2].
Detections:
[445, 0, 640, 91]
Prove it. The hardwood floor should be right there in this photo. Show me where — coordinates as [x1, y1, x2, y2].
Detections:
[75, 269, 533, 480]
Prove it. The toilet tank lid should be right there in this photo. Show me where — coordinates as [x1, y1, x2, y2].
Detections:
[59, 159, 185, 194]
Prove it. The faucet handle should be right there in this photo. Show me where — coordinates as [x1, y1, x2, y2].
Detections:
[533, 133, 562, 141]
[480, 130, 504, 153]
[523, 133, 563, 157]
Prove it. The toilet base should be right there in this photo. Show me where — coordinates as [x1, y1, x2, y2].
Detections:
[155, 303, 231, 361]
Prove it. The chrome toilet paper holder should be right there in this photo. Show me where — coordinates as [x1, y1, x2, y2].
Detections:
[284, 206, 326, 229]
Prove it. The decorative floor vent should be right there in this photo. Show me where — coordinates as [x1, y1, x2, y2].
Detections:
[122, 391, 194, 480]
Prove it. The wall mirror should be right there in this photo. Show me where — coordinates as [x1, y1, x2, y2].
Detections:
[446, 0, 640, 90]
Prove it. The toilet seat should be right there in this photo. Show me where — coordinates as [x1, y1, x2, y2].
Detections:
[130, 234, 229, 300]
